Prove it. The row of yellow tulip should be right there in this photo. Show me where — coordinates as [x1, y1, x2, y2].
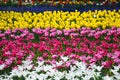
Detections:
[0, 10, 120, 30]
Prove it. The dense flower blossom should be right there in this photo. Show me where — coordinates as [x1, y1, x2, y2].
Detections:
[0, 10, 120, 30]
[0, 57, 120, 80]
[0, 27, 120, 79]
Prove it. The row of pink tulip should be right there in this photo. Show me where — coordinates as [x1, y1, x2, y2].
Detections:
[1, 27, 120, 38]
[0, 27, 120, 71]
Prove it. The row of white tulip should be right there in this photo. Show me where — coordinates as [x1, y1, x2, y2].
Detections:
[0, 56, 120, 80]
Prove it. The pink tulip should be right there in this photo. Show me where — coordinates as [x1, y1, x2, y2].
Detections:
[65, 61, 71, 67]
[52, 55, 58, 59]
[45, 32, 49, 36]
[57, 30, 62, 35]
[38, 57, 44, 61]
[102, 60, 113, 68]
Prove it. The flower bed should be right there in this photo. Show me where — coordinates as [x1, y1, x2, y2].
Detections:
[0, 27, 120, 79]
[1, 0, 120, 6]
[0, 5, 120, 79]
[0, 10, 120, 30]
[1, 58, 120, 80]
[0, 4, 120, 12]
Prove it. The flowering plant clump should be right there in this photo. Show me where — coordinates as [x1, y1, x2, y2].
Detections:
[0, 10, 120, 30]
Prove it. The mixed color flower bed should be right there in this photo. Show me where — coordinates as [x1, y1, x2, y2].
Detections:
[0, 27, 120, 80]
[0, 1, 120, 79]
[0, 0, 120, 6]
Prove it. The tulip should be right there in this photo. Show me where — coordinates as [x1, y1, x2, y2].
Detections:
[102, 60, 113, 68]
[65, 61, 71, 67]
[37, 57, 43, 62]
[18, 0, 22, 6]
[57, 30, 62, 35]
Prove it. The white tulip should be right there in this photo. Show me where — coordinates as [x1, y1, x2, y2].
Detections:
[103, 75, 114, 80]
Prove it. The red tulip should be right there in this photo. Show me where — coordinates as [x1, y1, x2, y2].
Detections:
[102, 60, 113, 68]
